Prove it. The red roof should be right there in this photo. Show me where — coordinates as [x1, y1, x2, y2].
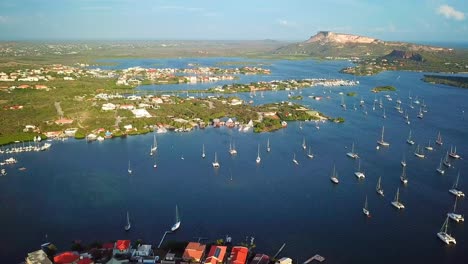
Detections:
[102, 243, 114, 249]
[53, 251, 80, 264]
[78, 258, 94, 264]
[116, 240, 131, 251]
[205, 245, 227, 264]
[229, 247, 248, 264]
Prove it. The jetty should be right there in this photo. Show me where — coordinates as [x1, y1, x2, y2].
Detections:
[303, 254, 326, 263]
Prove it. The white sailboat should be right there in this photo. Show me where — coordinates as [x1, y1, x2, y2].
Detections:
[449, 146, 461, 159]
[436, 158, 445, 175]
[436, 131, 443, 145]
[354, 159, 365, 179]
[256, 144, 261, 164]
[124, 211, 131, 231]
[417, 107, 424, 119]
[401, 154, 407, 167]
[363, 196, 370, 217]
[229, 141, 237, 155]
[212, 152, 220, 168]
[171, 205, 181, 232]
[449, 172, 465, 197]
[406, 130, 415, 145]
[340, 94, 346, 109]
[307, 146, 314, 159]
[330, 165, 339, 184]
[346, 142, 359, 159]
[267, 138, 271, 152]
[448, 197, 464, 222]
[391, 187, 405, 209]
[437, 216, 456, 245]
[127, 160, 132, 175]
[150, 134, 157, 155]
[377, 126, 390, 146]
[400, 166, 408, 185]
[202, 144, 206, 159]
[382, 108, 386, 119]
[302, 137, 306, 150]
[292, 153, 299, 165]
[414, 145, 425, 159]
[376, 176, 384, 196]
[425, 141, 433, 151]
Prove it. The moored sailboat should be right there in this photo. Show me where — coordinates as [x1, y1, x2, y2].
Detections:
[437, 216, 456, 245]
[354, 159, 365, 179]
[127, 160, 132, 175]
[400, 166, 408, 185]
[256, 144, 261, 164]
[202, 144, 206, 159]
[436, 158, 445, 175]
[377, 126, 390, 147]
[414, 145, 425, 159]
[267, 138, 271, 152]
[346, 142, 359, 159]
[307, 146, 314, 159]
[124, 211, 131, 231]
[292, 153, 299, 165]
[449, 172, 465, 197]
[212, 152, 220, 168]
[406, 130, 415, 145]
[449, 146, 461, 159]
[436, 132, 443, 145]
[363, 196, 370, 217]
[171, 205, 181, 232]
[376, 176, 384, 196]
[448, 197, 464, 223]
[330, 165, 339, 184]
[391, 187, 405, 209]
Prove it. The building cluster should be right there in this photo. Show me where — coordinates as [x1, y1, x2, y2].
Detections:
[25, 239, 303, 264]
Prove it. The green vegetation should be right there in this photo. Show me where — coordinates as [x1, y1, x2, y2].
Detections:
[422, 75, 468, 88]
[254, 118, 282, 133]
[289, 95, 303, 100]
[331, 117, 345, 123]
[346, 92, 356, 97]
[371, 85, 396, 92]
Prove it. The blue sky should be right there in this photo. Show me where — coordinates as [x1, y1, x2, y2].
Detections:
[0, 0, 466, 42]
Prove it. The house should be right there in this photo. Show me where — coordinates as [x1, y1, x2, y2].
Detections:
[183, 242, 206, 262]
[35, 85, 48, 90]
[53, 251, 80, 264]
[132, 109, 152, 118]
[45, 131, 63, 138]
[26, 249, 53, 264]
[276, 257, 292, 264]
[55, 118, 74, 125]
[119, 104, 135, 110]
[249, 254, 269, 264]
[228, 247, 248, 264]
[64, 128, 78, 136]
[134, 244, 153, 257]
[102, 103, 116, 111]
[230, 99, 243, 106]
[113, 240, 131, 254]
[204, 245, 227, 264]
[64, 76, 75, 81]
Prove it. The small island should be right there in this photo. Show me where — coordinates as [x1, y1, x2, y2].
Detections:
[422, 75, 468, 89]
[371, 85, 396, 93]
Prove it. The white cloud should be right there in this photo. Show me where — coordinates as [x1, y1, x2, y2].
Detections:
[437, 5, 465, 21]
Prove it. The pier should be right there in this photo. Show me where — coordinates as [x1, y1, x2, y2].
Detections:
[303, 254, 325, 263]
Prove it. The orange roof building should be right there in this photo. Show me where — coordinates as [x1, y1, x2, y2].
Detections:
[183, 242, 206, 262]
[228, 247, 248, 264]
[204, 245, 227, 264]
[115, 240, 131, 252]
[53, 251, 80, 264]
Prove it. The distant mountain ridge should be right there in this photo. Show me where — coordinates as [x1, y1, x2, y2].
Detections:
[273, 31, 452, 57]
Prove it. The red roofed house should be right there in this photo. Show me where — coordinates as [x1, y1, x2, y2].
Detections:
[228, 247, 248, 264]
[114, 240, 131, 254]
[204, 245, 227, 264]
[18, 84, 30, 89]
[53, 251, 80, 264]
[35, 85, 48, 90]
[183, 242, 206, 262]
[55, 118, 74, 125]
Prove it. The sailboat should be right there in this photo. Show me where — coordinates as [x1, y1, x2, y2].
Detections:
[302, 137, 306, 150]
[414, 145, 425, 159]
[363, 196, 370, 217]
[171, 205, 181, 232]
[401, 154, 407, 167]
[307, 146, 314, 159]
[436, 132, 443, 145]
[330, 165, 339, 184]
[340, 94, 346, 109]
[409, 99, 414, 109]
[382, 108, 386, 119]
[425, 141, 433, 151]
[354, 159, 365, 179]
[256, 144, 261, 164]
[202, 144, 206, 159]
[448, 197, 464, 222]
[346, 142, 359, 159]
[212, 152, 220, 168]
[391, 187, 405, 209]
[449, 172, 465, 197]
[267, 138, 271, 152]
[229, 141, 237, 155]
[376, 176, 384, 196]
[379, 97, 383, 109]
[292, 153, 299, 165]
[417, 107, 424, 119]
[127, 160, 132, 174]
[437, 216, 456, 244]
[150, 134, 157, 155]
[406, 130, 415, 145]
[377, 126, 390, 146]
[436, 158, 445, 175]
[124, 211, 131, 231]
[299, 121, 303, 130]
[400, 166, 408, 184]
[449, 146, 461, 159]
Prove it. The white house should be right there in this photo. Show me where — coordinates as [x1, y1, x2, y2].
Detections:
[132, 109, 152, 118]
[102, 103, 116, 111]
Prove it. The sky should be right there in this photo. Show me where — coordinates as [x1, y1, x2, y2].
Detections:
[0, 0, 467, 42]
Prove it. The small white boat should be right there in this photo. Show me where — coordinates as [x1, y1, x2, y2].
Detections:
[449, 146, 461, 159]
[376, 176, 384, 196]
[354, 159, 365, 179]
[437, 216, 456, 245]
[406, 130, 415, 145]
[307, 146, 314, 159]
[202, 144, 206, 159]
[449, 172, 465, 197]
[330, 165, 339, 184]
[124, 211, 131, 231]
[266, 138, 271, 152]
[382, 108, 386, 119]
[346, 142, 359, 159]
[417, 107, 424, 119]
[127, 160, 132, 175]
[401, 154, 407, 167]
[436, 158, 445, 175]
[400, 166, 408, 185]
[256, 144, 261, 164]
[302, 137, 306, 150]
[443, 151, 452, 168]
[425, 141, 433, 151]
[436, 132, 443, 145]
[292, 153, 299, 165]
[212, 152, 220, 168]
[377, 126, 390, 147]
[414, 145, 425, 159]
[171, 205, 181, 232]
[448, 197, 464, 223]
[363, 196, 370, 217]
[229, 141, 237, 155]
[150, 134, 157, 155]
[391, 187, 405, 209]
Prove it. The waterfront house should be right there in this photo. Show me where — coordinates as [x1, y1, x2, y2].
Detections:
[249, 254, 270, 264]
[45, 131, 63, 138]
[64, 128, 78, 137]
[204, 245, 227, 264]
[53, 251, 80, 264]
[132, 108, 152, 118]
[183, 242, 206, 262]
[113, 240, 131, 255]
[134, 244, 153, 257]
[26, 249, 53, 264]
[276, 257, 292, 264]
[228, 246, 248, 264]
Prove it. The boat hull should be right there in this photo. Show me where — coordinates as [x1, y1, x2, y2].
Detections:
[437, 232, 456, 244]
[392, 201, 405, 209]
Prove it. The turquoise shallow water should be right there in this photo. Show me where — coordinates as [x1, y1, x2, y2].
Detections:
[1, 58, 468, 263]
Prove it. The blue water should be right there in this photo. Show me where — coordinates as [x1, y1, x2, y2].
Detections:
[1, 58, 468, 264]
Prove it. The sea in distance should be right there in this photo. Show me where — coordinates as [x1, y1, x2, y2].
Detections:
[1, 57, 468, 264]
